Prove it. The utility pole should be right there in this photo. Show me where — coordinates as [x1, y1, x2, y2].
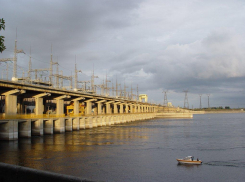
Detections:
[105, 73, 111, 96]
[95, 81, 104, 95]
[207, 94, 210, 109]
[111, 80, 114, 96]
[49, 45, 53, 86]
[28, 46, 32, 81]
[183, 90, 189, 109]
[91, 65, 98, 93]
[0, 34, 24, 81]
[13, 30, 25, 79]
[115, 77, 121, 98]
[79, 81, 90, 92]
[163, 90, 168, 106]
[130, 84, 134, 100]
[123, 81, 128, 99]
[199, 94, 202, 109]
[74, 59, 82, 91]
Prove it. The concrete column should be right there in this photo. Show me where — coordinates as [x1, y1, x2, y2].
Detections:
[3, 89, 25, 115]
[131, 104, 134, 113]
[106, 103, 110, 114]
[96, 100, 106, 115]
[85, 99, 97, 115]
[113, 104, 118, 114]
[74, 100, 79, 115]
[111, 116, 115, 125]
[114, 115, 119, 124]
[105, 116, 111, 125]
[5, 95, 17, 115]
[54, 95, 69, 133]
[18, 120, 31, 138]
[97, 116, 102, 127]
[79, 117, 85, 129]
[101, 116, 106, 126]
[0, 120, 18, 140]
[86, 101, 92, 115]
[65, 118, 73, 132]
[85, 116, 93, 128]
[92, 117, 97, 127]
[106, 101, 114, 114]
[134, 105, 137, 113]
[73, 117, 80, 130]
[31, 119, 43, 136]
[125, 104, 129, 113]
[55, 95, 70, 116]
[113, 102, 121, 114]
[35, 97, 44, 115]
[119, 104, 124, 113]
[33, 93, 51, 115]
[72, 97, 85, 116]
[54, 118, 65, 133]
[97, 102, 102, 114]
[44, 119, 53, 135]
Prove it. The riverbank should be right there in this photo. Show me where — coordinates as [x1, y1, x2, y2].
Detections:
[198, 109, 245, 114]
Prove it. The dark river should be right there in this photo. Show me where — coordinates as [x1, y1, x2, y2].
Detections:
[0, 113, 245, 182]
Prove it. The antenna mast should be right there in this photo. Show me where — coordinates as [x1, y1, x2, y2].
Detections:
[91, 65, 98, 93]
[199, 94, 202, 109]
[105, 73, 111, 96]
[163, 90, 168, 106]
[207, 94, 210, 108]
[74, 57, 82, 91]
[183, 90, 189, 109]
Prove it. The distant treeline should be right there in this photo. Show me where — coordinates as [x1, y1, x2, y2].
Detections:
[193, 107, 245, 110]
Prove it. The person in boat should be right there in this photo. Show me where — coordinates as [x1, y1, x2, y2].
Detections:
[197, 158, 199, 161]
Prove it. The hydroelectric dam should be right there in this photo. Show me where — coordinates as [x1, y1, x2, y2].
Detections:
[0, 79, 194, 141]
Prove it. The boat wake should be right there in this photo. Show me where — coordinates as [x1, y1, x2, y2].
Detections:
[205, 160, 245, 168]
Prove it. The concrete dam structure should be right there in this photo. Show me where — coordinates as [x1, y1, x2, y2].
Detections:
[0, 80, 162, 141]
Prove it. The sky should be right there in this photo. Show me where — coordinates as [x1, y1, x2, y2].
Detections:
[1, 0, 245, 108]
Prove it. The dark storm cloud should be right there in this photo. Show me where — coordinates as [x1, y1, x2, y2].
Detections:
[1, 0, 245, 108]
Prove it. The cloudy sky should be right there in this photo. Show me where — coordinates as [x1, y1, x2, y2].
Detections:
[1, 0, 245, 108]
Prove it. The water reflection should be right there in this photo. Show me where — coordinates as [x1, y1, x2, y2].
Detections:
[0, 118, 198, 181]
[177, 163, 202, 169]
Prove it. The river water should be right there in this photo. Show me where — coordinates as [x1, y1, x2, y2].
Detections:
[0, 113, 245, 182]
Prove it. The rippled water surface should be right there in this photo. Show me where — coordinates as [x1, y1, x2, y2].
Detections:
[0, 113, 245, 182]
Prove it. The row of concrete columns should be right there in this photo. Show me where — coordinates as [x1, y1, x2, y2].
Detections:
[0, 113, 157, 140]
[2, 89, 158, 116]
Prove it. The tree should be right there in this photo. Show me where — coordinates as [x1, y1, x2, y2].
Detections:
[0, 18, 6, 53]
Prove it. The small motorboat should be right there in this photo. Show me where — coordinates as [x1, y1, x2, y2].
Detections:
[176, 156, 202, 164]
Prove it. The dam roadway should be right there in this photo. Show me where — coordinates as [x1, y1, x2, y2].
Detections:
[0, 79, 160, 140]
